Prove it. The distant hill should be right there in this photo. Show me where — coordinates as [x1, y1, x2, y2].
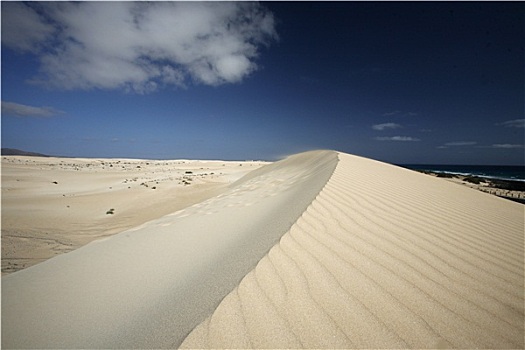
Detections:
[1, 148, 51, 157]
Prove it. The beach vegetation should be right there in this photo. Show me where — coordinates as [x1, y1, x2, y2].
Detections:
[436, 173, 456, 178]
[106, 208, 115, 215]
[490, 179, 525, 191]
[463, 176, 483, 184]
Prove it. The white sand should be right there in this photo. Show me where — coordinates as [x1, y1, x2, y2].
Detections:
[2, 156, 265, 274]
[1, 150, 337, 349]
[2, 151, 523, 349]
[181, 152, 524, 349]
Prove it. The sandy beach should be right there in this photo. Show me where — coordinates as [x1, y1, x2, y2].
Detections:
[2, 151, 523, 349]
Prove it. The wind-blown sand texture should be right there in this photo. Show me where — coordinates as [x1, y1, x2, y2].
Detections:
[2, 156, 266, 274]
[2, 151, 524, 349]
[182, 152, 524, 349]
[1, 150, 337, 348]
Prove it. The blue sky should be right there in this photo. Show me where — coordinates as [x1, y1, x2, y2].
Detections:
[2, 1, 524, 164]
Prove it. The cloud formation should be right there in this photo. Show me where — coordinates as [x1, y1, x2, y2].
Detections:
[375, 136, 420, 142]
[382, 111, 401, 117]
[498, 119, 525, 128]
[444, 141, 477, 147]
[1, 101, 63, 118]
[381, 111, 417, 117]
[1, 2, 277, 92]
[492, 144, 524, 149]
[372, 122, 401, 131]
[437, 141, 477, 149]
[1, 2, 54, 53]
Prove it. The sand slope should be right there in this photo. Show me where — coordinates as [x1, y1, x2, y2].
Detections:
[1, 150, 337, 349]
[181, 152, 524, 349]
[2, 156, 265, 274]
[2, 151, 523, 349]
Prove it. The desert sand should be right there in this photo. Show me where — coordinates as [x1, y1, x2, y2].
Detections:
[2, 151, 524, 349]
[2, 156, 266, 274]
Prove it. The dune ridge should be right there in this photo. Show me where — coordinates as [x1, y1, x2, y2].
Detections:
[181, 152, 524, 348]
[1, 150, 338, 349]
[1, 156, 268, 274]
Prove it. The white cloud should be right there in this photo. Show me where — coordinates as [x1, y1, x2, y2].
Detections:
[0, 2, 55, 53]
[1, 101, 63, 118]
[492, 144, 524, 149]
[372, 122, 401, 131]
[381, 110, 418, 118]
[1, 2, 277, 92]
[444, 141, 477, 146]
[498, 119, 525, 128]
[375, 136, 420, 142]
[382, 110, 401, 117]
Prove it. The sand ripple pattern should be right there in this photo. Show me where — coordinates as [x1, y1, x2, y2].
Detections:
[2, 150, 338, 349]
[181, 152, 524, 349]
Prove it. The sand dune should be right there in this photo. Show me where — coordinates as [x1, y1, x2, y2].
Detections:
[1, 150, 337, 349]
[2, 151, 523, 349]
[181, 152, 524, 349]
[2, 156, 266, 274]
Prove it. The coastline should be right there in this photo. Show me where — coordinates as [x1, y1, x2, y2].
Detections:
[410, 170, 525, 204]
[399, 164, 525, 182]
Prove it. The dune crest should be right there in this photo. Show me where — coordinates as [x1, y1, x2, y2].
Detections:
[2, 150, 338, 349]
[181, 152, 524, 349]
[3, 151, 523, 349]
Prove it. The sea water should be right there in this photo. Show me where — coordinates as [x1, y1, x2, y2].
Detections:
[399, 164, 525, 182]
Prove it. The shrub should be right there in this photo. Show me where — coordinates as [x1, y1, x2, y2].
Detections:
[464, 176, 483, 184]
[491, 179, 525, 191]
[436, 173, 456, 178]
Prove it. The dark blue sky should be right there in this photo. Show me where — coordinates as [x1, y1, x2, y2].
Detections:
[2, 1, 524, 164]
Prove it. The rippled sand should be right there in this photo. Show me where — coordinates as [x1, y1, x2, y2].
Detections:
[2, 151, 523, 349]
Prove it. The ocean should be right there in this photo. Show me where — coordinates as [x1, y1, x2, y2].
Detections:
[399, 164, 525, 182]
